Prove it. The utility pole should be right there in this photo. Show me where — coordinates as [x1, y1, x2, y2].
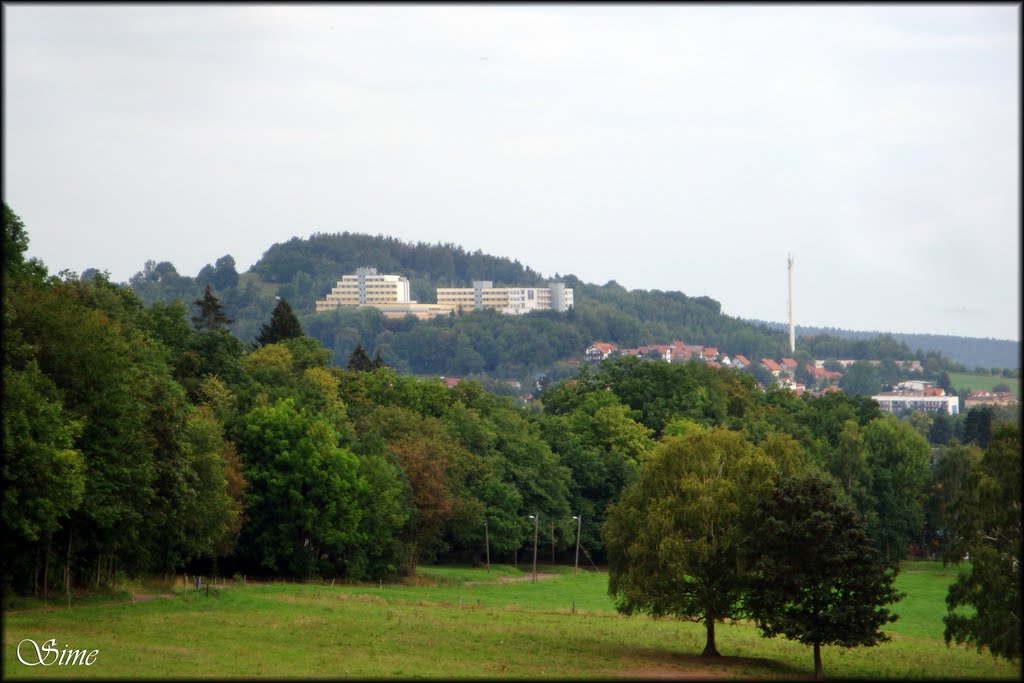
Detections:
[529, 514, 539, 583]
[484, 519, 490, 573]
[573, 515, 582, 577]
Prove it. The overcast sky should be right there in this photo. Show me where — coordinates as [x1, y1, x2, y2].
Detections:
[4, 4, 1020, 340]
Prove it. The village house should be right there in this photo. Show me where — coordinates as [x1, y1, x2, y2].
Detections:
[963, 390, 1019, 409]
[585, 342, 618, 363]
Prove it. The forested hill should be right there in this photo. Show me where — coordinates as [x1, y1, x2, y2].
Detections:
[122, 232, 970, 382]
[748, 320, 1020, 371]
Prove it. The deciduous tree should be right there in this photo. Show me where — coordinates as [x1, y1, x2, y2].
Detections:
[604, 427, 775, 657]
[747, 475, 902, 679]
[944, 423, 1021, 661]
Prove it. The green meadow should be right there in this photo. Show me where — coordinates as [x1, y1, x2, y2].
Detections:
[3, 562, 1018, 679]
[947, 372, 1020, 399]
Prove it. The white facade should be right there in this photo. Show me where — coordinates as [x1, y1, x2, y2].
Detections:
[315, 267, 412, 312]
[872, 392, 960, 415]
[438, 282, 573, 315]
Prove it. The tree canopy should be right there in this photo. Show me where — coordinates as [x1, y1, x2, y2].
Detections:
[747, 475, 902, 678]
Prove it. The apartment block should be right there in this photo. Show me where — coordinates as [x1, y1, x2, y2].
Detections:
[315, 267, 412, 312]
[436, 281, 573, 315]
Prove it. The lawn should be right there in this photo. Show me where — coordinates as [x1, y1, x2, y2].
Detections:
[3, 561, 1018, 679]
[946, 372, 1020, 399]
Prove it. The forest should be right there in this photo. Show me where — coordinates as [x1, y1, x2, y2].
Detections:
[4, 205, 1018, 662]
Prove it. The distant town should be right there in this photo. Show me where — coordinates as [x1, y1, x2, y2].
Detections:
[312, 267, 1019, 415]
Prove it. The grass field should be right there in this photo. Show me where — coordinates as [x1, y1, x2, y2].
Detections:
[3, 561, 1018, 679]
[947, 372, 1020, 399]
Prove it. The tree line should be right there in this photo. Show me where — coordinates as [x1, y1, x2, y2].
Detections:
[4, 205, 1017, 667]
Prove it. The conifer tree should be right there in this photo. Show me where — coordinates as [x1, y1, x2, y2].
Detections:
[256, 298, 303, 346]
[347, 343, 375, 372]
[191, 285, 233, 331]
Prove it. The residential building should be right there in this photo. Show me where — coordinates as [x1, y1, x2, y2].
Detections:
[436, 281, 510, 313]
[732, 354, 750, 369]
[761, 358, 783, 376]
[436, 282, 573, 315]
[315, 268, 454, 319]
[963, 391, 1018, 409]
[872, 390, 960, 415]
[780, 358, 798, 375]
[585, 342, 618, 363]
[896, 380, 935, 392]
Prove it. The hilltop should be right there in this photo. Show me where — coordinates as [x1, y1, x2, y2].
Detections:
[122, 232, 987, 384]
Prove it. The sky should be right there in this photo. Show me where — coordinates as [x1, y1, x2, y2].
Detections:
[4, 3, 1020, 340]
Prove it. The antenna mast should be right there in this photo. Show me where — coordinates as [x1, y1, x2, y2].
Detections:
[787, 254, 795, 353]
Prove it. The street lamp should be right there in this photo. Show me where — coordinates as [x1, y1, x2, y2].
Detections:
[528, 514, 539, 583]
[572, 515, 582, 577]
[484, 519, 490, 573]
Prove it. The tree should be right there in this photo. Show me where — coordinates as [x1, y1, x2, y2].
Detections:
[962, 406, 994, 448]
[192, 285, 233, 331]
[255, 298, 303, 346]
[840, 361, 881, 397]
[347, 343, 375, 372]
[929, 410, 954, 445]
[823, 419, 873, 521]
[603, 427, 776, 657]
[236, 399, 366, 577]
[748, 475, 902, 679]
[943, 423, 1021, 661]
[862, 416, 931, 561]
[3, 203, 47, 284]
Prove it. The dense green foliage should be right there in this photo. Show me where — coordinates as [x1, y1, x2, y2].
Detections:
[4, 207, 1019, 665]
[942, 423, 1021, 661]
[748, 475, 902, 678]
[604, 426, 788, 657]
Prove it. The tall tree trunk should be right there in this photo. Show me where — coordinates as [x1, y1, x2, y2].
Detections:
[813, 642, 823, 679]
[701, 610, 720, 657]
[43, 533, 52, 598]
[34, 542, 41, 597]
[65, 527, 73, 594]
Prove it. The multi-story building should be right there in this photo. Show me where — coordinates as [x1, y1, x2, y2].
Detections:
[436, 281, 573, 315]
[436, 281, 510, 313]
[315, 267, 412, 312]
[871, 390, 960, 415]
[315, 268, 454, 319]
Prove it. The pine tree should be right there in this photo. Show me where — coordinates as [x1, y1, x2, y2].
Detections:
[191, 285, 233, 331]
[347, 343, 375, 372]
[256, 298, 303, 346]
